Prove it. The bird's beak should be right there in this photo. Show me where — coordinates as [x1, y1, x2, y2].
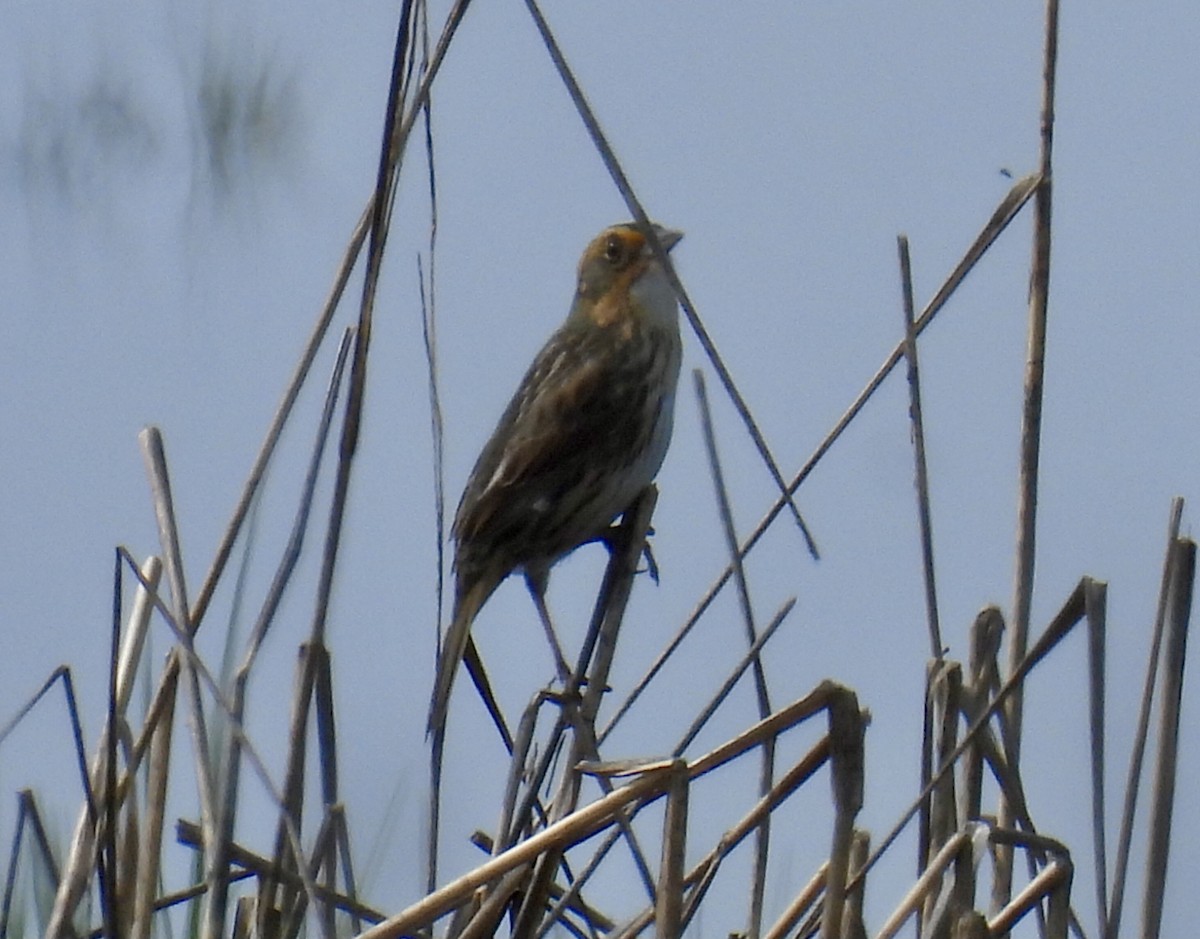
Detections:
[648, 224, 683, 254]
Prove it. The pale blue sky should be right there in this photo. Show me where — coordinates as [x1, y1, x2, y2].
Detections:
[1, 1, 1197, 936]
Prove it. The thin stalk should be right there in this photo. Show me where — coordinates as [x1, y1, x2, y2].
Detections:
[921, 662, 962, 935]
[43, 556, 162, 937]
[1, 791, 62, 938]
[988, 862, 1073, 939]
[964, 607, 1005, 824]
[877, 827, 979, 939]
[843, 831, 870, 939]
[332, 807, 365, 935]
[694, 368, 774, 939]
[534, 828, 623, 939]
[101, 565, 120, 939]
[259, 645, 320, 935]
[762, 863, 828, 939]
[653, 764, 689, 939]
[673, 599, 795, 756]
[1083, 579, 1108, 935]
[190, 204, 371, 630]
[1001, 0, 1060, 903]
[897, 235, 943, 658]
[208, 328, 352, 939]
[820, 689, 864, 939]
[1140, 538, 1193, 939]
[131, 658, 178, 939]
[139, 428, 215, 849]
[1106, 498, 1184, 939]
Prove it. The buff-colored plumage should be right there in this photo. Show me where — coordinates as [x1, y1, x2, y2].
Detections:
[428, 222, 683, 737]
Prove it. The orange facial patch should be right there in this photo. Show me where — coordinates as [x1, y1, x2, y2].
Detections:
[586, 258, 649, 334]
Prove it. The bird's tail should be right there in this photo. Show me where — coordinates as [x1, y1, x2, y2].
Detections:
[427, 575, 495, 738]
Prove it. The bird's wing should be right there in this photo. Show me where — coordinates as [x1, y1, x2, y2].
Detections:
[453, 325, 644, 554]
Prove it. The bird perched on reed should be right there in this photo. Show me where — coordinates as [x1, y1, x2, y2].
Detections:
[428, 221, 684, 738]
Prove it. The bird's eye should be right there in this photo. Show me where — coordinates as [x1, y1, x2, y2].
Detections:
[604, 235, 625, 265]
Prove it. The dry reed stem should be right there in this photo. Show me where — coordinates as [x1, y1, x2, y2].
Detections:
[603, 725, 833, 939]
[987, 858, 1072, 939]
[467, 686, 842, 939]
[138, 429, 217, 865]
[114, 556, 163, 713]
[1001, 0, 1061, 905]
[494, 694, 547, 856]
[853, 578, 1087, 889]
[653, 763, 689, 939]
[190, 204, 370, 631]
[918, 660, 935, 903]
[843, 830, 870, 939]
[277, 811, 341, 939]
[523, 0, 819, 561]
[605, 733, 833, 939]
[599, 172, 1041, 748]
[111, 548, 328, 939]
[511, 488, 660, 938]
[821, 689, 864, 939]
[206, 671, 247, 937]
[331, 807, 366, 935]
[897, 235, 943, 659]
[324, 0, 465, 634]
[1106, 497, 1183, 939]
[232, 896, 255, 939]
[963, 607, 1004, 823]
[100, 605, 120, 939]
[943, 833, 980, 939]
[244, 327, 354, 672]
[694, 368, 774, 939]
[921, 660, 962, 934]
[458, 866, 528, 939]
[359, 766, 675, 939]
[44, 555, 163, 938]
[1083, 578, 1108, 932]
[877, 824, 986, 939]
[210, 333, 353, 937]
[465, 833, 618, 939]
[763, 863, 828, 939]
[259, 643, 324, 936]
[532, 835, 620, 939]
[418, 252, 447, 636]
[175, 821, 384, 923]
[681, 735, 832, 935]
[0, 791, 60, 937]
[1140, 537, 1194, 939]
[672, 598, 796, 757]
[541, 825, 627, 938]
[130, 652, 178, 939]
[416, 0, 446, 640]
[686, 682, 845, 779]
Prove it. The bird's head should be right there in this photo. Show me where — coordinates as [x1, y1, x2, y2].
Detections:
[572, 222, 683, 329]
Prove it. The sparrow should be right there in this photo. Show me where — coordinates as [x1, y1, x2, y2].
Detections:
[428, 221, 683, 737]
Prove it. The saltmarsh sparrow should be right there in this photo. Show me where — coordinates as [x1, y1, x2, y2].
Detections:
[428, 221, 684, 736]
